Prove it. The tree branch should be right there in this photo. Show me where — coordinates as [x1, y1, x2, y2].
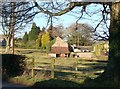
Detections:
[33, 1, 91, 16]
[34, 1, 111, 16]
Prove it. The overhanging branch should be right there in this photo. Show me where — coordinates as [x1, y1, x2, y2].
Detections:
[33, 1, 91, 16]
[33, 1, 111, 16]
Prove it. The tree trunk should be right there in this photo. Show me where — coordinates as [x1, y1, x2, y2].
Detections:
[5, 36, 11, 54]
[103, 2, 120, 87]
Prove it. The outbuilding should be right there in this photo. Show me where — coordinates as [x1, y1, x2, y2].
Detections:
[49, 37, 70, 58]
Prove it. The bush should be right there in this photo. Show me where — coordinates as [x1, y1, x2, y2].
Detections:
[2, 54, 26, 80]
[19, 41, 37, 49]
[46, 39, 56, 53]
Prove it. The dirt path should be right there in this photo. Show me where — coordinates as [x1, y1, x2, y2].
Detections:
[2, 81, 27, 88]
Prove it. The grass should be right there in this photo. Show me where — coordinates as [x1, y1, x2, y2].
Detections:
[2, 49, 110, 87]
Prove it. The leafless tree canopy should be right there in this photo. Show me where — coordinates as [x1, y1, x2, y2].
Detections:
[33, 1, 112, 40]
[0, 2, 37, 35]
[0, 2, 38, 53]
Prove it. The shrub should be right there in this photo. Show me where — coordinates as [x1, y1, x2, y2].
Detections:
[46, 39, 56, 53]
[2, 54, 26, 80]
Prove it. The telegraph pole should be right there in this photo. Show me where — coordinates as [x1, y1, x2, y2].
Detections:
[11, 0, 14, 54]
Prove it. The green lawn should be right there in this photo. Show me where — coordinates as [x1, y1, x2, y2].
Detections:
[2, 49, 111, 87]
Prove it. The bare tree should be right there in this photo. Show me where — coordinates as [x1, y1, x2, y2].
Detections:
[47, 24, 64, 39]
[0, 2, 37, 53]
[33, 1, 110, 40]
[63, 23, 94, 46]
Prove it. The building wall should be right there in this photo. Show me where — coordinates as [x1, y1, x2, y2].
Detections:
[71, 52, 93, 58]
[76, 52, 93, 58]
[0, 38, 6, 46]
[48, 53, 56, 58]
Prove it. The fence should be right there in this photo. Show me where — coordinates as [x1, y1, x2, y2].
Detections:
[26, 57, 107, 79]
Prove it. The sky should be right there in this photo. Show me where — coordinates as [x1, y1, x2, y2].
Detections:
[0, 2, 110, 38]
[35, 4, 109, 27]
[30, 3, 109, 38]
[33, 4, 102, 28]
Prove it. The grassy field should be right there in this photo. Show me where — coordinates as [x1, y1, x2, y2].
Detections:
[1, 48, 111, 87]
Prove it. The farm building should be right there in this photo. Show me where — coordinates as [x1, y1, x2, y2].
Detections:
[0, 35, 6, 46]
[71, 45, 92, 52]
[70, 45, 93, 58]
[49, 37, 72, 58]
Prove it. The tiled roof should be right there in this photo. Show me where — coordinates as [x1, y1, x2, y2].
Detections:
[50, 37, 70, 53]
[52, 37, 68, 47]
[50, 47, 69, 53]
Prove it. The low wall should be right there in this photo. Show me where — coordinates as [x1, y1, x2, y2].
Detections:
[48, 53, 56, 58]
[71, 52, 94, 58]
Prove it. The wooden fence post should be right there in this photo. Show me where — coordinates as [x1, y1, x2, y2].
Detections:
[75, 60, 78, 71]
[51, 59, 55, 79]
[31, 58, 35, 77]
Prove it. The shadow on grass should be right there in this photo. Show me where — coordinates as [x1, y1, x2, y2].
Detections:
[2, 78, 115, 89]
[31, 79, 81, 88]
[1, 54, 116, 89]
[29, 78, 115, 89]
